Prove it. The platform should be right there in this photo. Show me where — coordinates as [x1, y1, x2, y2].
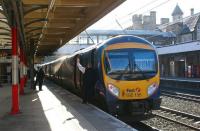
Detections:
[0, 81, 134, 131]
[160, 77, 200, 95]
[161, 77, 200, 83]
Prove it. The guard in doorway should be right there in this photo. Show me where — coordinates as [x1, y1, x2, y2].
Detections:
[77, 57, 95, 104]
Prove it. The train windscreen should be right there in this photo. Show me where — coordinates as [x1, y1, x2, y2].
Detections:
[104, 48, 157, 80]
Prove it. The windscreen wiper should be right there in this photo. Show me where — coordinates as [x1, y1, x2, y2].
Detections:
[118, 64, 130, 80]
[134, 63, 147, 79]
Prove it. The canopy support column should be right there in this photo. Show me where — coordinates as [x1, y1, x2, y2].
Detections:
[11, 17, 20, 114]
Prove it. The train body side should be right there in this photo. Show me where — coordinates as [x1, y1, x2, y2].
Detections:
[44, 35, 161, 120]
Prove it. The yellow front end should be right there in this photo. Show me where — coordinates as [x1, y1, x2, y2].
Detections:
[102, 42, 160, 100]
[104, 74, 160, 100]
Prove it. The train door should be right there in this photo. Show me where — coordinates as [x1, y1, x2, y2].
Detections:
[79, 53, 90, 88]
[73, 57, 77, 88]
[74, 56, 81, 89]
[90, 49, 97, 97]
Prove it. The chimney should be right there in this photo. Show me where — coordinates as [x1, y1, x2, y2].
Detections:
[150, 11, 156, 25]
[191, 8, 194, 15]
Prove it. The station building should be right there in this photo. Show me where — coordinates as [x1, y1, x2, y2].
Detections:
[125, 4, 200, 79]
[158, 5, 200, 78]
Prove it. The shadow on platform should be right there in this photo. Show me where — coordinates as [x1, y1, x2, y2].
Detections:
[0, 81, 132, 131]
[0, 85, 51, 131]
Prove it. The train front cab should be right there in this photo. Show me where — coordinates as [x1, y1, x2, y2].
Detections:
[100, 38, 161, 119]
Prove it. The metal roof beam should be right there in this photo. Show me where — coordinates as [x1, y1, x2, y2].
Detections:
[43, 28, 70, 34]
[0, 9, 6, 19]
[0, 32, 10, 36]
[0, 19, 9, 25]
[23, 0, 100, 7]
[25, 27, 44, 34]
[25, 21, 48, 28]
[47, 22, 74, 28]
[24, 18, 48, 27]
[23, 0, 49, 5]
[0, 27, 10, 32]
[1, 38, 11, 40]
[55, 0, 100, 7]
[0, 35, 11, 38]
[27, 33, 41, 38]
[24, 5, 48, 15]
[40, 38, 60, 42]
[24, 11, 84, 19]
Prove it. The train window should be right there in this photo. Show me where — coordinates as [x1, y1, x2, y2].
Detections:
[105, 50, 130, 74]
[104, 48, 157, 80]
[132, 49, 157, 72]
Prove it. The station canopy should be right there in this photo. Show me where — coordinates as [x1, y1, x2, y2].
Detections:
[0, 0, 124, 56]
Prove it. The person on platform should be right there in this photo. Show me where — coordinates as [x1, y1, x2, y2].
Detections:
[34, 67, 45, 91]
[76, 57, 95, 104]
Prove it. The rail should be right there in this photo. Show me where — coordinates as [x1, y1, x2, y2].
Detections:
[153, 106, 200, 130]
[161, 77, 200, 83]
[161, 89, 200, 103]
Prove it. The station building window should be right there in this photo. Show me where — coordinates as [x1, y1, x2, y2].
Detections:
[181, 33, 192, 43]
[185, 53, 200, 78]
[196, 23, 200, 40]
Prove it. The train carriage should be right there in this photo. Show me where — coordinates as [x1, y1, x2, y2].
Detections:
[43, 35, 161, 120]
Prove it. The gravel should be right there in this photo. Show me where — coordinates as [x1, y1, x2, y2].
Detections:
[160, 95, 200, 116]
[142, 117, 196, 131]
[140, 94, 200, 131]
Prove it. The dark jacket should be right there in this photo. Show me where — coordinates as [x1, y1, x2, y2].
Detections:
[83, 68, 95, 86]
[37, 68, 45, 80]
[82, 67, 96, 99]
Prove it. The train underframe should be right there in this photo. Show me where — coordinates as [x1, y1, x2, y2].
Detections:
[105, 90, 162, 121]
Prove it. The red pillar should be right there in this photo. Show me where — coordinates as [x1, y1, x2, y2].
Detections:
[19, 48, 25, 95]
[11, 26, 20, 114]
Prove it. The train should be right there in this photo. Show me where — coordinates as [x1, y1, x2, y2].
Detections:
[43, 35, 161, 120]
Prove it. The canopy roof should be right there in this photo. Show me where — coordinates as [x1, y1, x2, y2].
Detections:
[0, 0, 124, 56]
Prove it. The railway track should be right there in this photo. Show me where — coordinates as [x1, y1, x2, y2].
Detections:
[161, 89, 200, 103]
[153, 106, 200, 130]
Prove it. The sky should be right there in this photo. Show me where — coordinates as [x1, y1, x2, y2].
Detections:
[88, 0, 200, 30]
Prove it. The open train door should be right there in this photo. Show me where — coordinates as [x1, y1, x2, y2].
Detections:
[74, 55, 82, 89]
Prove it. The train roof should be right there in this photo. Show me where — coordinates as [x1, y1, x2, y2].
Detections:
[42, 35, 155, 65]
[97, 35, 154, 48]
[81, 30, 176, 38]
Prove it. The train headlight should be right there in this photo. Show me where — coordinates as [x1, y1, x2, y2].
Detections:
[108, 84, 119, 97]
[148, 83, 158, 96]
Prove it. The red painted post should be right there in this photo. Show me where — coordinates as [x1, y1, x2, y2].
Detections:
[11, 26, 20, 114]
[19, 48, 24, 95]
